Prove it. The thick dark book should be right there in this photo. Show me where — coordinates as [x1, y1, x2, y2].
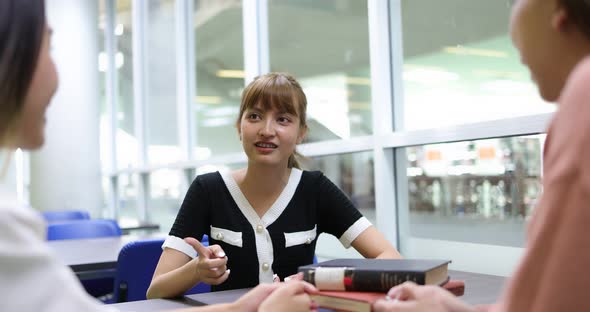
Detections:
[298, 259, 451, 293]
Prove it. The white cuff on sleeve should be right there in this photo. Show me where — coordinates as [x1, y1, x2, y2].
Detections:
[162, 235, 197, 258]
[339, 217, 372, 248]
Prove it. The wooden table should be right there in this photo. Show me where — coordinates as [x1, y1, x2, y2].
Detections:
[110, 270, 506, 311]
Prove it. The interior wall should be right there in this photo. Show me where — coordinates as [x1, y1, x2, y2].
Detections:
[30, 0, 102, 216]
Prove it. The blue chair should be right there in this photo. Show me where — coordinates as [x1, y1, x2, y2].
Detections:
[47, 219, 123, 299]
[42, 210, 90, 222]
[112, 235, 210, 303]
[47, 219, 122, 241]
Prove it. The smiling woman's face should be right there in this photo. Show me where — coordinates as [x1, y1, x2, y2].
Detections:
[238, 103, 306, 168]
[16, 26, 58, 150]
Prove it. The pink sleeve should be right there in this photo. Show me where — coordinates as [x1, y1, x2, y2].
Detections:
[495, 57, 590, 312]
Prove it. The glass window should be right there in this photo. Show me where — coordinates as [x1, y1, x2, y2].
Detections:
[305, 151, 375, 260]
[146, 0, 180, 165]
[404, 134, 544, 248]
[118, 173, 140, 225]
[193, 0, 245, 157]
[400, 0, 556, 130]
[268, 0, 372, 142]
[116, 0, 139, 169]
[148, 169, 182, 233]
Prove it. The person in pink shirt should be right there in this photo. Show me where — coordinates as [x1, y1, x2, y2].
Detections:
[373, 0, 590, 311]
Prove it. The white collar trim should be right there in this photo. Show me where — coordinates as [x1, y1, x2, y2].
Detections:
[220, 168, 303, 283]
[221, 168, 302, 227]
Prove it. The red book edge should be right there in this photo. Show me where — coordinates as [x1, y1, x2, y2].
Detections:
[442, 279, 465, 297]
[312, 290, 385, 303]
[312, 279, 465, 301]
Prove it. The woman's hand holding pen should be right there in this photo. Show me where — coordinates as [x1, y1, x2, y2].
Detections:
[184, 237, 230, 285]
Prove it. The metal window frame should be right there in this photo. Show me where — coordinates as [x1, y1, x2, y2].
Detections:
[105, 111, 550, 175]
[243, 0, 269, 84]
[388, 0, 411, 253]
[105, 0, 119, 219]
[368, 0, 398, 247]
[175, 0, 196, 206]
[132, 0, 150, 222]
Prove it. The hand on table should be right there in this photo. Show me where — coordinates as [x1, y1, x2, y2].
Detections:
[185, 237, 229, 285]
[259, 280, 319, 312]
[280, 271, 304, 283]
[372, 282, 476, 312]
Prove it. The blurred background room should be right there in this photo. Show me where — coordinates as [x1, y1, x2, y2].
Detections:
[11, 0, 555, 280]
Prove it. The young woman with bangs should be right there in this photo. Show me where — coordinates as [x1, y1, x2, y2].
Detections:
[148, 72, 401, 299]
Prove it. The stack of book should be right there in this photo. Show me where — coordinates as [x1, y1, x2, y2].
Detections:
[298, 259, 464, 312]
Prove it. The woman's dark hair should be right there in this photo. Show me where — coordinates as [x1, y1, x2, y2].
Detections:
[560, 0, 590, 38]
[0, 0, 46, 144]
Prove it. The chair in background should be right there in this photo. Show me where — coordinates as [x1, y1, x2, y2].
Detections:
[47, 219, 122, 299]
[42, 210, 90, 222]
[46, 219, 121, 241]
[112, 235, 210, 303]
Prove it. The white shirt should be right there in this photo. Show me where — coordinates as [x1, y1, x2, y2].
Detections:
[0, 185, 115, 312]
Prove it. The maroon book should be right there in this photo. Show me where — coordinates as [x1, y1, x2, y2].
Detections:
[311, 279, 465, 312]
[443, 279, 465, 296]
[310, 291, 386, 312]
